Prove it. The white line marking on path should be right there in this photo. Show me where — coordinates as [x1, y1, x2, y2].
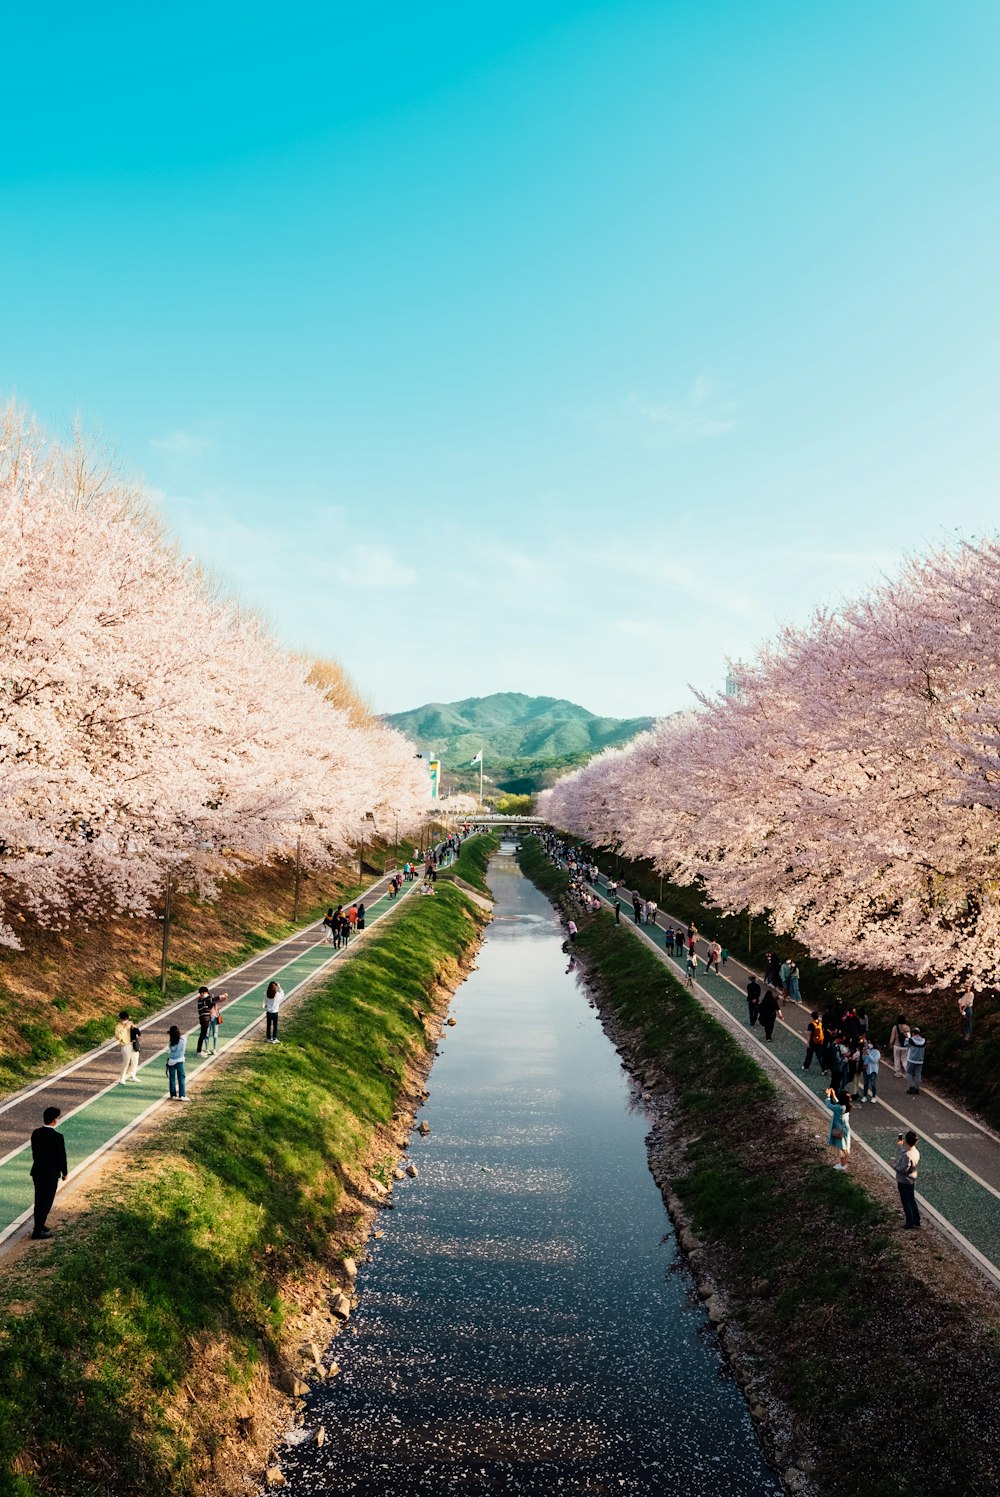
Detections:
[578, 863, 1000, 1288]
[0, 922, 324, 1118]
[597, 871, 1000, 1150]
[0, 882, 414, 1172]
[0, 838, 473, 1253]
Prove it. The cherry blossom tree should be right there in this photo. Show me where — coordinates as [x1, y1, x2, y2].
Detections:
[541, 542, 1000, 992]
[0, 408, 429, 947]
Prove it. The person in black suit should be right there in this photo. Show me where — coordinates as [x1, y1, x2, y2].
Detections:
[30, 1105, 68, 1240]
[746, 976, 762, 1027]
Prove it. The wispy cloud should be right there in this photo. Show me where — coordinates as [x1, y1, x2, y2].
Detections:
[150, 429, 214, 458]
[162, 503, 418, 597]
[615, 375, 737, 443]
[575, 544, 762, 620]
[333, 544, 417, 589]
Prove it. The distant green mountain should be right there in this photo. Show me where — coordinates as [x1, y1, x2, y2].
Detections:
[386, 692, 655, 793]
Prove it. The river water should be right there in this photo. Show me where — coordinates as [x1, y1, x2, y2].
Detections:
[280, 846, 780, 1496]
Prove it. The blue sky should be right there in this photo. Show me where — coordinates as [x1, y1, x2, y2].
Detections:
[4, 0, 1000, 717]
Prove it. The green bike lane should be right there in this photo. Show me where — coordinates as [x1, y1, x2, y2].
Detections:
[0, 853, 453, 1247]
[574, 859, 1000, 1282]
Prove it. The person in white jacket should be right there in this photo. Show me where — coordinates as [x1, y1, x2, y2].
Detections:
[114, 1009, 140, 1083]
[263, 981, 284, 1043]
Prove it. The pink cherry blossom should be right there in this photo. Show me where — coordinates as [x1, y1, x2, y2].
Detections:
[540, 543, 1000, 992]
[0, 409, 429, 946]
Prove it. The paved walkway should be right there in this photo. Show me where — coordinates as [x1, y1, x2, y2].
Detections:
[0, 845, 464, 1249]
[564, 855, 1000, 1284]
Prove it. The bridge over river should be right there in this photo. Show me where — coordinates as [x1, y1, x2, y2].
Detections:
[443, 813, 546, 828]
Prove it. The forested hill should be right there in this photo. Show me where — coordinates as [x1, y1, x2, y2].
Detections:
[386, 693, 655, 769]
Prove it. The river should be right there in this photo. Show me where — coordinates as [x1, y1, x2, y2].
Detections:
[279, 844, 780, 1495]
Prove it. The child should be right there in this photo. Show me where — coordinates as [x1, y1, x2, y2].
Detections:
[166, 1025, 187, 1100]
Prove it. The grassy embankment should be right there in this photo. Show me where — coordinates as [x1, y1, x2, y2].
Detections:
[519, 836, 1000, 1497]
[437, 832, 500, 895]
[0, 834, 439, 1100]
[0, 878, 487, 1497]
[576, 842, 1000, 1129]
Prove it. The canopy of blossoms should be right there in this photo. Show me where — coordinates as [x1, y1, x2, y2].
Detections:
[0, 410, 429, 947]
[539, 544, 1000, 992]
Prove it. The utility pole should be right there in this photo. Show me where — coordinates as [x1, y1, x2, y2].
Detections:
[159, 867, 172, 997]
[748, 912, 752, 954]
[293, 835, 302, 922]
[360, 812, 375, 884]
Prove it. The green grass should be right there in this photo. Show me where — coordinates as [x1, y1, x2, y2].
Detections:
[437, 832, 500, 894]
[0, 882, 486, 1497]
[518, 836, 1000, 1497]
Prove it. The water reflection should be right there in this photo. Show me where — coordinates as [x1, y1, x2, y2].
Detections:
[280, 851, 779, 1496]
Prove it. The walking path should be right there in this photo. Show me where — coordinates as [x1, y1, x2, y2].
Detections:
[0, 846, 462, 1250]
[566, 855, 1000, 1285]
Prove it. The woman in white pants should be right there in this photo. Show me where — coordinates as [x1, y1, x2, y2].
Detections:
[115, 1009, 140, 1082]
[889, 1016, 910, 1078]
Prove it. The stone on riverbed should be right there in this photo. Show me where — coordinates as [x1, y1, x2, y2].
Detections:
[277, 1370, 309, 1398]
[405, 1163, 419, 1178]
[704, 1295, 725, 1326]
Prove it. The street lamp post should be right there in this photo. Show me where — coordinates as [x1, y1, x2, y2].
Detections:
[293, 835, 303, 922]
[360, 811, 376, 884]
[159, 866, 173, 997]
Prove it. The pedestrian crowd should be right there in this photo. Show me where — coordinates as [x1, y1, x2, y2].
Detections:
[322, 902, 365, 946]
[24, 832, 467, 1242]
[540, 832, 951, 1232]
